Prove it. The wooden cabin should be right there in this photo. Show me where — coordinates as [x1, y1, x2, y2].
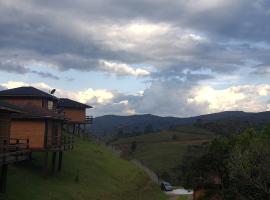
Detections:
[57, 98, 93, 137]
[0, 87, 74, 175]
[0, 101, 30, 192]
[0, 87, 66, 150]
[11, 105, 65, 151]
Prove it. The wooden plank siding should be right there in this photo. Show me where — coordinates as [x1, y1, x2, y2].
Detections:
[0, 113, 11, 139]
[63, 108, 86, 123]
[0, 98, 43, 108]
[10, 120, 45, 149]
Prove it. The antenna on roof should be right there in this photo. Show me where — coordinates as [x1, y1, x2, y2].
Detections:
[50, 89, 56, 95]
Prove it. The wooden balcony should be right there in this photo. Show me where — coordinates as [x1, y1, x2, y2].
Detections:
[85, 116, 93, 124]
[0, 137, 30, 166]
[43, 135, 75, 152]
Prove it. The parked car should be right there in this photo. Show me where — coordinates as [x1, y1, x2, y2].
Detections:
[160, 181, 173, 191]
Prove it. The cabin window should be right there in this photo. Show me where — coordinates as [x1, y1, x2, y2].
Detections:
[48, 101, 53, 110]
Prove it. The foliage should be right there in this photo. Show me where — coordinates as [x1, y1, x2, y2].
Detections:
[181, 127, 270, 199]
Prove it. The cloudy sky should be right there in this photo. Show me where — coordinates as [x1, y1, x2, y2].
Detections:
[1, 0, 270, 117]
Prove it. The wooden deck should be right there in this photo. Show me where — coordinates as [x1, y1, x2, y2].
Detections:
[0, 137, 30, 192]
[31, 135, 75, 152]
[0, 137, 30, 166]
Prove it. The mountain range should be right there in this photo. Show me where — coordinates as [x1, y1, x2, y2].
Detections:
[89, 111, 270, 136]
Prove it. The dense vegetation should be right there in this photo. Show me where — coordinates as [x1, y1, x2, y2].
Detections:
[181, 127, 270, 199]
[0, 137, 166, 200]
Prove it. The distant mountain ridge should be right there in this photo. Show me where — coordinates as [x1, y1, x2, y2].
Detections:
[89, 111, 270, 135]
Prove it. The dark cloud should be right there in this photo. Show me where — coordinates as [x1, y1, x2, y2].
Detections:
[1, 0, 269, 78]
[0, 61, 60, 80]
[1, 0, 270, 116]
[30, 70, 60, 80]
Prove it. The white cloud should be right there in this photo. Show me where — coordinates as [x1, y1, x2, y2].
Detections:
[99, 60, 150, 77]
[77, 88, 114, 104]
[188, 84, 270, 112]
[2, 81, 28, 89]
[1, 81, 270, 117]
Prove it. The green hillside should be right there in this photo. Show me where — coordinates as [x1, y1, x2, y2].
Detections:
[113, 126, 216, 184]
[0, 137, 166, 200]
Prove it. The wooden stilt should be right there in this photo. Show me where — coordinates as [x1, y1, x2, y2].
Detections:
[0, 164, 8, 193]
[29, 152, 32, 160]
[43, 152, 49, 178]
[84, 124, 86, 139]
[58, 151, 63, 172]
[72, 124, 75, 135]
[51, 152, 57, 173]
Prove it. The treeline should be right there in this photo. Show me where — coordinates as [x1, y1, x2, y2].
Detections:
[194, 118, 264, 136]
[180, 127, 270, 199]
[104, 124, 158, 144]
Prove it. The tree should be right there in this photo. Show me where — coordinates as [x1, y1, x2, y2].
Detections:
[181, 127, 270, 200]
[228, 129, 270, 199]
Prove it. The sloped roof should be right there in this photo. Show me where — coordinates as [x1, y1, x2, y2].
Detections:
[57, 98, 92, 109]
[0, 100, 24, 113]
[0, 86, 58, 101]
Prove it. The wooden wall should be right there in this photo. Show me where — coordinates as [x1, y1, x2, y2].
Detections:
[63, 108, 86, 123]
[0, 112, 11, 138]
[10, 120, 45, 149]
[1, 98, 43, 108]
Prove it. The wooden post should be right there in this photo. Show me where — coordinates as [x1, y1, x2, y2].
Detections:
[0, 164, 8, 193]
[72, 124, 75, 135]
[58, 151, 63, 172]
[51, 152, 57, 174]
[29, 152, 32, 160]
[43, 152, 49, 178]
[15, 139, 19, 162]
[84, 124, 86, 139]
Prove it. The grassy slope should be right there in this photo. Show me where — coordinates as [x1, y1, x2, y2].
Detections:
[0, 138, 166, 200]
[113, 126, 215, 183]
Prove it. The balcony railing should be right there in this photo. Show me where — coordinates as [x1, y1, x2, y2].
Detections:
[45, 135, 74, 151]
[85, 116, 93, 124]
[0, 137, 30, 165]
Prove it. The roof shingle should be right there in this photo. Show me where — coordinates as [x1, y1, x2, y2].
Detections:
[57, 98, 92, 109]
[0, 86, 58, 101]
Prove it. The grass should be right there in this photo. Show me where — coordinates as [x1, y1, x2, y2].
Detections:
[113, 127, 215, 184]
[0, 137, 167, 200]
[177, 195, 191, 200]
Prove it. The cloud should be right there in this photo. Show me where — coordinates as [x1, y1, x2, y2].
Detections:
[188, 84, 270, 112]
[2, 0, 269, 79]
[251, 64, 270, 76]
[1, 1, 270, 116]
[0, 60, 60, 80]
[100, 60, 150, 77]
[2, 81, 270, 117]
